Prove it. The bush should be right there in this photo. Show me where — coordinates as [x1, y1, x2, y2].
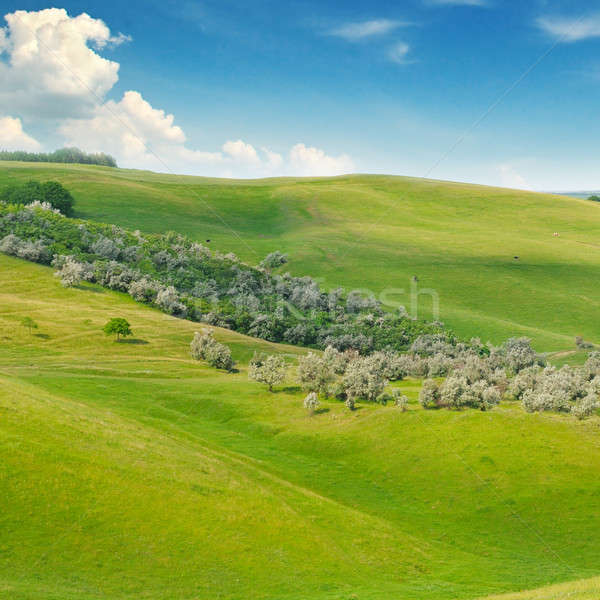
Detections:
[572, 394, 599, 420]
[419, 379, 440, 409]
[297, 352, 333, 395]
[392, 389, 409, 411]
[248, 352, 287, 391]
[190, 329, 235, 371]
[259, 250, 288, 271]
[205, 342, 235, 371]
[303, 392, 320, 415]
[53, 255, 93, 287]
[156, 286, 187, 317]
[342, 356, 387, 403]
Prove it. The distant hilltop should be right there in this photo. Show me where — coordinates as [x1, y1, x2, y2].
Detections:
[549, 190, 600, 200]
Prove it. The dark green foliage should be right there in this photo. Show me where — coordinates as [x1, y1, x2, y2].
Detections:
[0, 203, 447, 351]
[587, 195, 600, 202]
[1, 180, 74, 216]
[0, 147, 117, 167]
[103, 318, 132, 341]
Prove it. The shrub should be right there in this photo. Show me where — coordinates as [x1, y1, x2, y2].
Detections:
[249, 352, 287, 391]
[90, 235, 120, 259]
[259, 251, 288, 271]
[205, 342, 235, 371]
[297, 352, 333, 395]
[303, 392, 320, 416]
[392, 389, 409, 411]
[342, 356, 387, 403]
[495, 337, 545, 373]
[53, 255, 93, 287]
[376, 391, 393, 405]
[419, 379, 440, 409]
[128, 277, 160, 303]
[0, 233, 49, 263]
[323, 345, 349, 374]
[190, 329, 235, 371]
[190, 329, 216, 360]
[571, 394, 599, 420]
[156, 286, 187, 316]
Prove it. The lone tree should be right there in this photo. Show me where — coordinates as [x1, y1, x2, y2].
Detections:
[21, 316, 38, 335]
[248, 352, 287, 391]
[103, 318, 132, 341]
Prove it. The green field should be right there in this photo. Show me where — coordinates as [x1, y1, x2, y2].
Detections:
[2, 254, 600, 599]
[2, 161, 600, 351]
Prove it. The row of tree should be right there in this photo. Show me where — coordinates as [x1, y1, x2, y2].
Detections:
[189, 328, 598, 419]
[0, 147, 117, 167]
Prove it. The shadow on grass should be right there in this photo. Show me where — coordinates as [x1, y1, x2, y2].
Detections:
[75, 283, 105, 294]
[281, 385, 301, 394]
[314, 407, 330, 415]
[118, 338, 149, 345]
[34, 333, 50, 340]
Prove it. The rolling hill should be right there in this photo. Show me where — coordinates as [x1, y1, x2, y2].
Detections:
[1, 254, 600, 599]
[2, 161, 599, 351]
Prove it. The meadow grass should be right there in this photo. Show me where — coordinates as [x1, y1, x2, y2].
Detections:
[1, 162, 599, 351]
[477, 576, 600, 599]
[1, 254, 600, 599]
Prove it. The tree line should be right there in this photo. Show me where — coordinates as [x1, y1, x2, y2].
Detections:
[0, 147, 117, 167]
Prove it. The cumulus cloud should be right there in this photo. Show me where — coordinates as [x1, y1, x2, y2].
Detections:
[289, 143, 354, 176]
[328, 19, 407, 41]
[60, 91, 352, 176]
[0, 8, 128, 118]
[536, 14, 600, 43]
[0, 115, 41, 150]
[223, 139, 260, 164]
[0, 8, 355, 178]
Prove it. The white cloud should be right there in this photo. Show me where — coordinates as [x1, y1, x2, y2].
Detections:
[59, 90, 194, 168]
[262, 147, 284, 170]
[0, 115, 41, 150]
[0, 8, 355, 178]
[289, 143, 354, 176]
[536, 14, 600, 43]
[59, 91, 353, 177]
[0, 8, 129, 118]
[388, 42, 412, 64]
[497, 164, 532, 191]
[328, 19, 406, 41]
[223, 139, 260, 164]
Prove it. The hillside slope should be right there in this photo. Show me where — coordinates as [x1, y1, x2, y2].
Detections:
[1, 254, 600, 599]
[2, 162, 600, 350]
[479, 576, 600, 599]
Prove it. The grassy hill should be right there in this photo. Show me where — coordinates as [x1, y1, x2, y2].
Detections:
[478, 576, 600, 599]
[2, 161, 600, 351]
[2, 254, 600, 599]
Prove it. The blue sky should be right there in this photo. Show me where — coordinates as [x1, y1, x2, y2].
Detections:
[1, 0, 599, 189]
